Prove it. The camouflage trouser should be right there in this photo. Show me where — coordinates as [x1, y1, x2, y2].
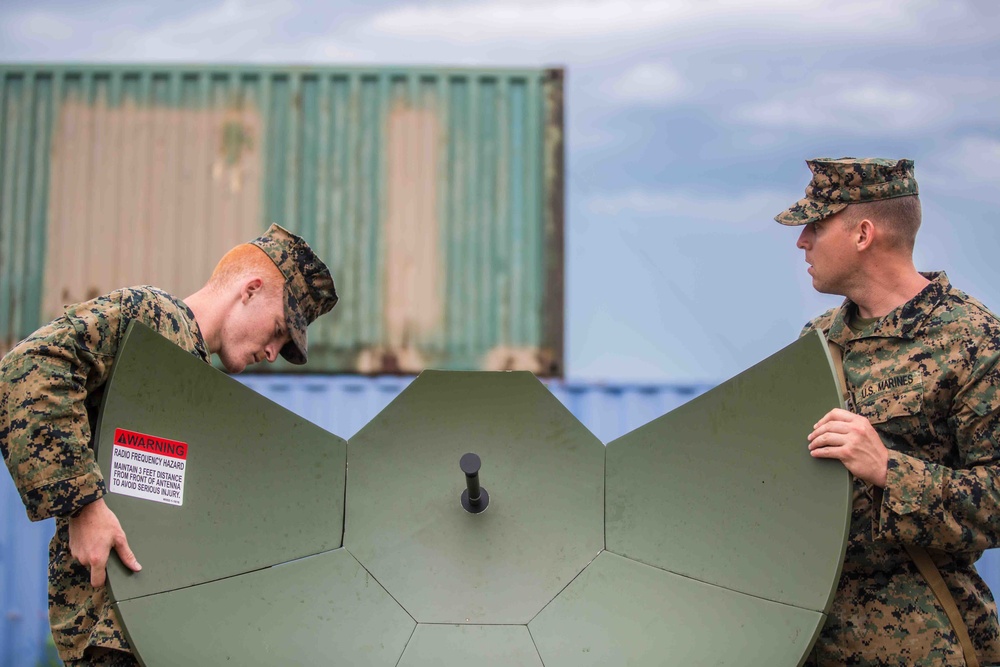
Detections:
[64, 647, 140, 667]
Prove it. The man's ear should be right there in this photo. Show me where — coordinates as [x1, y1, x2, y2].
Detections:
[241, 277, 264, 304]
[856, 219, 875, 252]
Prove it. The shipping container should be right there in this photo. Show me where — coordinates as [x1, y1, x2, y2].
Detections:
[0, 64, 564, 375]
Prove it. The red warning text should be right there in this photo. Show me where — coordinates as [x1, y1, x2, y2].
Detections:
[114, 428, 188, 460]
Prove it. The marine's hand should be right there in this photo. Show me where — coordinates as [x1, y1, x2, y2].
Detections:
[68, 498, 142, 587]
[807, 408, 889, 488]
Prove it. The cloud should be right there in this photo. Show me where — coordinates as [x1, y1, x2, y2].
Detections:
[8, 10, 75, 41]
[119, 0, 299, 59]
[938, 136, 1000, 183]
[732, 74, 957, 134]
[367, 1, 698, 43]
[587, 188, 789, 227]
[5, 1, 993, 72]
[0, 0, 364, 62]
[920, 136, 1000, 201]
[602, 62, 687, 106]
[149, 0, 291, 43]
[569, 127, 620, 150]
[363, 0, 964, 46]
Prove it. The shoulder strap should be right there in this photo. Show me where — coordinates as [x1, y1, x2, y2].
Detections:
[904, 545, 981, 667]
[825, 336, 980, 667]
[826, 339, 851, 407]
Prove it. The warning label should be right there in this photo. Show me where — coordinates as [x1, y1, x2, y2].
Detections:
[109, 428, 187, 506]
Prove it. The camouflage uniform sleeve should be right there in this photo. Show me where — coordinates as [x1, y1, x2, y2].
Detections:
[877, 355, 1000, 552]
[0, 293, 125, 521]
[799, 320, 819, 337]
[798, 309, 836, 338]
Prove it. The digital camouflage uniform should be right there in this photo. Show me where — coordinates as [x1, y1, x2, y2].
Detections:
[777, 158, 1000, 666]
[774, 157, 919, 227]
[0, 224, 338, 665]
[0, 287, 209, 664]
[802, 273, 1000, 666]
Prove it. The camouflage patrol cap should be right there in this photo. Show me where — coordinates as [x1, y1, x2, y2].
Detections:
[249, 223, 338, 365]
[774, 157, 919, 226]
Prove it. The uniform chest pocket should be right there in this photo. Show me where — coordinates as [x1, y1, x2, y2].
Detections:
[854, 374, 929, 442]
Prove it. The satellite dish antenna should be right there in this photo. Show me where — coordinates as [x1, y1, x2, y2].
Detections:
[97, 323, 849, 665]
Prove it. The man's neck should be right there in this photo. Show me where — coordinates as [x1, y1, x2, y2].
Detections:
[850, 266, 931, 319]
[183, 288, 223, 354]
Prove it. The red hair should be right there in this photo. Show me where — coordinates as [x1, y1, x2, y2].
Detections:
[207, 244, 284, 296]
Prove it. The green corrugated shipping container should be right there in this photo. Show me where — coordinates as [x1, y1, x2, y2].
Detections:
[0, 64, 564, 375]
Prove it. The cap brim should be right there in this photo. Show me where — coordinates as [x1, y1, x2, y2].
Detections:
[279, 338, 306, 365]
[279, 288, 308, 365]
[774, 198, 848, 226]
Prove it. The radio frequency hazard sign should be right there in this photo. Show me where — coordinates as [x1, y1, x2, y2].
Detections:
[109, 428, 188, 506]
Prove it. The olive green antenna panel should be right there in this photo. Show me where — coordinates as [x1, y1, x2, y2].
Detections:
[114, 549, 415, 667]
[605, 329, 851, 612]
[92, 324, 849, 665]
[397, 625, 544, 667]
[345, 370, 605, 624]
[529, 551, 823, 667]
[95, 322, 347, 602]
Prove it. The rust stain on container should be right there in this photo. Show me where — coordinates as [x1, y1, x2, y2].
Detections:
[358, 100, 444, 374]
[43, 99, 262, 320]
[482, 345, 557, 374]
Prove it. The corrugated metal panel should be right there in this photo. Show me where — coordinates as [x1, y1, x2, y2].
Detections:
[4, 374, 1000, 663]
[0, 65, 564, 375]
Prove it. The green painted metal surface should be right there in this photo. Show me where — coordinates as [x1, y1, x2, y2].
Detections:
[345, 370, 605, 624]
[95, 322, 347, 601]
[98, 325, 848, 664]
[529, 552, 823, 666]
[115, 549, 415, 667]
[398, 625, 543, 667]
[0, 64, 564, 375]
[0, 68, 50, 349]
[605, 329, 851, 612]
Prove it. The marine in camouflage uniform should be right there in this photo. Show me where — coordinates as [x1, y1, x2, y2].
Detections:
[0, 224, 338, 665]
[777, 158, 1000, 666]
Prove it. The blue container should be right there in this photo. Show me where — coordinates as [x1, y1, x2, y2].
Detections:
[1, 473, 54, 667]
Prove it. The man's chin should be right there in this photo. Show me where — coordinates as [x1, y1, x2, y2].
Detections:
[811, 280, 840, 297]
[220, 356, 246, 374]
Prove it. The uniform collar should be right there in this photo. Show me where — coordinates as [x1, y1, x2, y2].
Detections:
[826, 271, 949, 346]
[183, 303, 211, 362]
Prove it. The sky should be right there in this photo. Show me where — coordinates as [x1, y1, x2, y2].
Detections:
[2, 0, 998, 384]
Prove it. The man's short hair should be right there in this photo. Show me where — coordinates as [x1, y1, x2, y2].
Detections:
[207, 243, 284, 296]
[839, 195, 922, 252]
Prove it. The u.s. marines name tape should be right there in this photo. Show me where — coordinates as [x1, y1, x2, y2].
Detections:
[109, 428, 188, 506]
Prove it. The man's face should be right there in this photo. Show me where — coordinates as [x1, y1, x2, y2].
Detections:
[217, 283, 291, 374]
[795, 212, 858, 296]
